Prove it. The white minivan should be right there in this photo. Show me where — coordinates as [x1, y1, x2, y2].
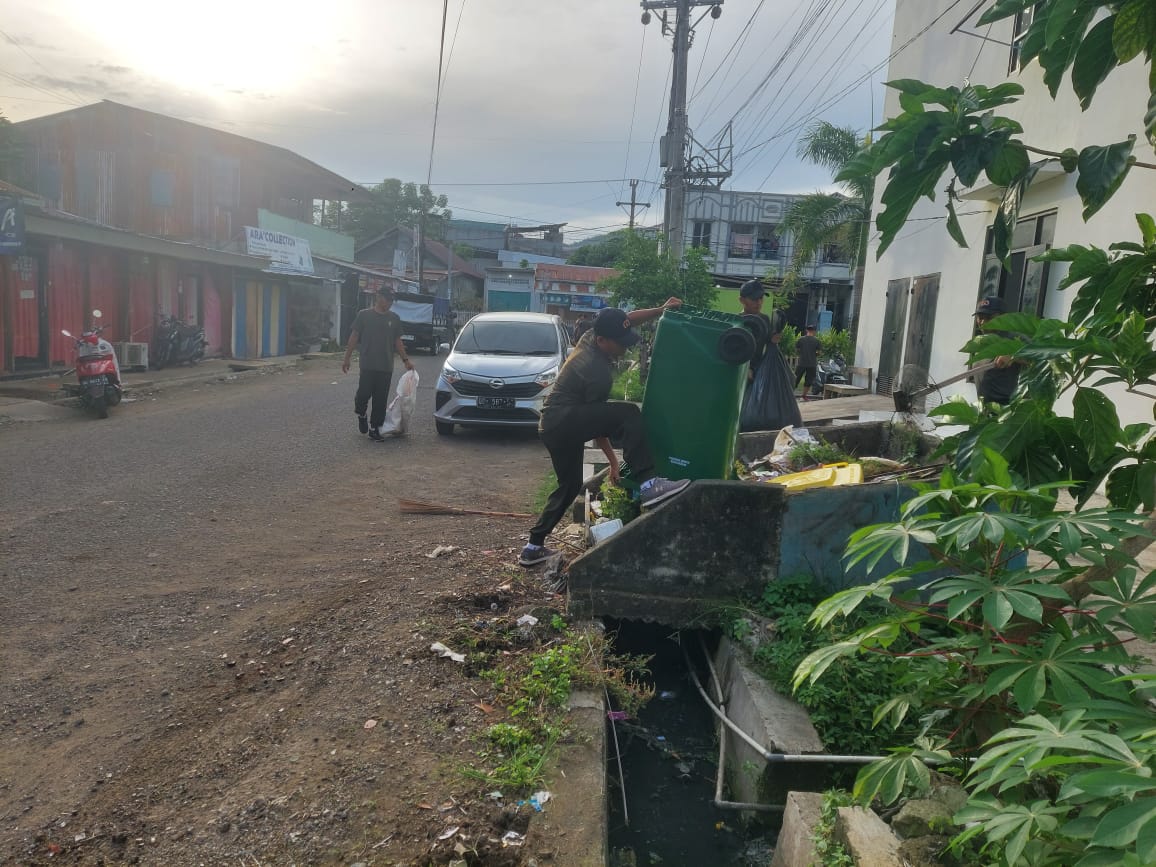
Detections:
[433, 312, 571, 435]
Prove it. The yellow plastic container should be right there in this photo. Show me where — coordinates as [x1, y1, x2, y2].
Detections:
[770, 462, 863, 491]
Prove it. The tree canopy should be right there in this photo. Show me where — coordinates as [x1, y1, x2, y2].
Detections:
[337, 179, 452, 247]
[780, 121, 873, 272]
[567, 230, 629, 266]
[598, 230, 717, 310]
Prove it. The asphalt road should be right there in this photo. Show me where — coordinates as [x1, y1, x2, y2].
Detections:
[0, 354, 560, 863]
[0, 353, 544, 581]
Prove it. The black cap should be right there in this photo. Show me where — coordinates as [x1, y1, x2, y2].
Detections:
[975, 296, 1005, 316]
[593, 308, 640, 347]
[739, 279, 766, 300]
[805, 323, 817, 332]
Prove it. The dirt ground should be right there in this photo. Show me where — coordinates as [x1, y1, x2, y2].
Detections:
[0, 358, 587, 866]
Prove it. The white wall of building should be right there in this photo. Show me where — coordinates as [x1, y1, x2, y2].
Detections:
[859, 0, 1155, 425]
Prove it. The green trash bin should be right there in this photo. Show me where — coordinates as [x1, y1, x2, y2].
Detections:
[640, 306, 759, 481]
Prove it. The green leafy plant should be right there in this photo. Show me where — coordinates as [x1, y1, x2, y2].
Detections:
[469, 631, 653, 793]
[812, 790, 856, 867]
[600, 477, 641, 524]
[742, 576, 921, 757]
[793, 468, 1156, 865]
[610, 362, 642, 401]
[818, 328, 853, 362]
[778, 324, 799, 359]
[787, 439, 853, 470]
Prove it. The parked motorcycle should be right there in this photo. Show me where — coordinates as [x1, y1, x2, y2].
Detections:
[61, 309, 122, 419]
[810, 354, 849, 397]
[153, 314, 207, 369]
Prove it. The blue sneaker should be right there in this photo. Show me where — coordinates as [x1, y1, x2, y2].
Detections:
[519, 544, 558, 567]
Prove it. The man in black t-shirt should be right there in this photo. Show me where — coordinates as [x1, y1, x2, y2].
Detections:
[974, 296, 1022, 405]
[342, 287, 415, 441]
[794, 324, 820, 393]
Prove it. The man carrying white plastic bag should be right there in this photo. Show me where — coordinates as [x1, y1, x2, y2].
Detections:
[379, 369, 419, 436]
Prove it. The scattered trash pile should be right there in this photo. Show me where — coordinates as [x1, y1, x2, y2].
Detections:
[736, 422, 941, 489]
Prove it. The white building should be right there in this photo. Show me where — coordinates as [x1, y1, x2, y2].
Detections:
[857, 0, 1154, 426]
[680, 188, 854, 329]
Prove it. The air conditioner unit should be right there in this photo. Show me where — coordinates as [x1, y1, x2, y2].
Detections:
[113, 341, 149, 372]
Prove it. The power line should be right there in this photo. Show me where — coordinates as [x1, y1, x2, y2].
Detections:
[689, 0, 767, 105]
[619, 24, 648, 203]
[0, 28, 85, 104]
[735, 0, 967, 163]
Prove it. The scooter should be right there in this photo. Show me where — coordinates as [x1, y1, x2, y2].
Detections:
[810, 354, 849, 397]
[153, 314, 207, 369]
[61, 309, 122, 419]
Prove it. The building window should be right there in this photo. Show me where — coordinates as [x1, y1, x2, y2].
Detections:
[755, 224, 780, 259]
[822, 243, 849, 264]
[1009, 4, 1039, 73]
[692, 221, 712, 250]
[978, 210, 1056, 316]
[729, 223, 754, 259]
[150, 169, 175, 207]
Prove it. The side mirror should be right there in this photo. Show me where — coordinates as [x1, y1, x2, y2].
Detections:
[92, 309, 103, 319]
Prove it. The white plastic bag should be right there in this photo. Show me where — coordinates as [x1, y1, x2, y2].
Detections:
[380, 369, 419, 436]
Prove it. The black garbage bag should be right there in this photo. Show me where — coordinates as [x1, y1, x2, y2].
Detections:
[740, 342, 802, 433]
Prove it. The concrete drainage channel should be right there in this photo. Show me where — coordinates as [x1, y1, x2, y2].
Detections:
[583, 622, 880, 867]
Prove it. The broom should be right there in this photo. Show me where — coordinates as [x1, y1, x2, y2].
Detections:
[399, 498, 534, 519]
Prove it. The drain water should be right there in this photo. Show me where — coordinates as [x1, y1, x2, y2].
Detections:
[606, 622, 776, 867]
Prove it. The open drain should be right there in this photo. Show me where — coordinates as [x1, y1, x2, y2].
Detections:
[605, 622, 777, 867]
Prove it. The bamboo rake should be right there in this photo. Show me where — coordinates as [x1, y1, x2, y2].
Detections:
[398, 498, 533, 519]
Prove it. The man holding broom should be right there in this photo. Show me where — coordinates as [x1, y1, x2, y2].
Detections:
[520, 299, 691, 567]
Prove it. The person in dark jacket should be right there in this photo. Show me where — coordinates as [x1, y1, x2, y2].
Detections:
[974, 295, 1022, 405]
[794, 324, 820, 393]
[571, 314, 593, 343]
[520, 300, 691, 567]
[738, 279, 774, 382]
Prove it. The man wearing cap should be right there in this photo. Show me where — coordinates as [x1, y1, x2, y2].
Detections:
[973, 295, 1021, 406]
[794, 324, 821, 395]
[520, 298, 690, 567]
[738, 279, 775, 380]
[342, 286, 415, 441]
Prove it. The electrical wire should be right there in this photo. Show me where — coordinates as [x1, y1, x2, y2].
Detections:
[735, 0, 969, 162]
[426, 0, 451, 189]
[439, 0, 469, 93]
[0, 28, 85, 104]
[619, 24, 649, 202]
[689, 0, 767, 105]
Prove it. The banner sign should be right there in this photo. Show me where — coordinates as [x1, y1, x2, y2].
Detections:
[244, 226, 314, 274]
[0, 196, 25, 255]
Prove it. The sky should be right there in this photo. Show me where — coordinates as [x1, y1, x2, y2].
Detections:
[0, 0, 897, 243]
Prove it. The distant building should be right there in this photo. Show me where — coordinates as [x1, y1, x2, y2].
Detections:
[3, 100, 371, 366]
[482, 262, 614, 326]
[679, 188, 853, 331]
[356, 225, 485, 312]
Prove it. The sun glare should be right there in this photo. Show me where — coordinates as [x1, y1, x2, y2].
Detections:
[64, 0, 348, 95]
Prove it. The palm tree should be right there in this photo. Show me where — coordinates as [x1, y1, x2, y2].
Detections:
[779, 121, 874, 341]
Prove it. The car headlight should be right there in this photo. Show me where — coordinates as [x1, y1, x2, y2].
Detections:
[441, 364, 462, 384]
[534, 366, 559, 388]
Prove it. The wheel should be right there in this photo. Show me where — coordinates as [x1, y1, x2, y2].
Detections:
[93, 396, 109, 419]
[435, 419, 455, 436]
[740, 313, 770, 346]
[717, 327, 756, 364]
[106, 387, 122, 407]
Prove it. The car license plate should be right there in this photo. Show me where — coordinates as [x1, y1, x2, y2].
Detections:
[477, 396, 515, 409]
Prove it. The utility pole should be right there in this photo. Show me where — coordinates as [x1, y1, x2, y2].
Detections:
[640, 0, 722, 259]
[616, 179, 651, 229]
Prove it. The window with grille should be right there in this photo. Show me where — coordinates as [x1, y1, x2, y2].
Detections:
[729, 222, 754, 258]
[692, 221, 712, 250]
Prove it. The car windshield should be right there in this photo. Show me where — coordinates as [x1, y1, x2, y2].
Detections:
[454, 321, 559, 356]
